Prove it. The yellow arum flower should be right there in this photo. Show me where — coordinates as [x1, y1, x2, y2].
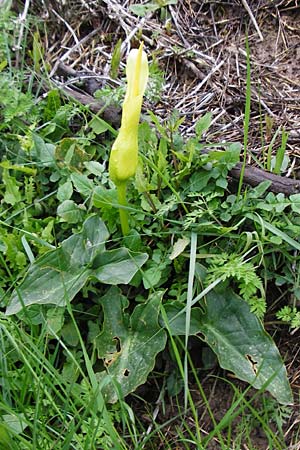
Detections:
[108, 42, 148, 235]
[109, 43, 149, 185]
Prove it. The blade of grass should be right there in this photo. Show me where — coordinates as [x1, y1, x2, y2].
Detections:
[64, 299, 126, 450]
[237, 34, 251, 199]
[202, 376, 285, 449]
[187, 351, 227, 449]
[274, 128, 289, 174]
[247, 212, 300, 251]
[160, 306, 202, 444]
[184, 232, 197, 409]
[266, 126, 280, 171]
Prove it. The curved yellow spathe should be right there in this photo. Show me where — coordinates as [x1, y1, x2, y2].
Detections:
[109, 43, 149, 186]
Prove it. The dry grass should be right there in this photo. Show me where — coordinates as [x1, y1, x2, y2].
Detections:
[29, 0, 300, 167]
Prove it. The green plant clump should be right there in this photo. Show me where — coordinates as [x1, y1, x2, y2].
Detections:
[0, 5, 298, 449]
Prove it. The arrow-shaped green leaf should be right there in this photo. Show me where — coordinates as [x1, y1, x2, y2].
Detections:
[164, 289, 293, 405]
[94, 287, 167, 403]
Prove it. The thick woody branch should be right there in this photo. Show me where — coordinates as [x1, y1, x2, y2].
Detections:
[229, 163, 300, 195]
[61, 86, 121, 128]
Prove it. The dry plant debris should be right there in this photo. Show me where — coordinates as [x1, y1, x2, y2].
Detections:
[33, 0, 300, 168]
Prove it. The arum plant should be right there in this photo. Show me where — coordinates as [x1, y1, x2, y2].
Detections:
[109, 43, 149, 235]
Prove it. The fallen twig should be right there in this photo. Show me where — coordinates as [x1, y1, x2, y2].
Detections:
[230, 163, 300, 195]
[61, 85, 121, 128]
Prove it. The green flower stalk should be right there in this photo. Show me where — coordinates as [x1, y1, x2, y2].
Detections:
[109, 43, 149, 235]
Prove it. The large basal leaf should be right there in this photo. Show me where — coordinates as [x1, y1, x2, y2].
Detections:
[200, 290, 293, 405]
[6, 216, 147, 315]
[6, 240, 92, 315]
[7, 262, 90, 315]
[6, 215, 109, 314]
[162, 302, 203, 336]
[61, 215, 109, 267]
[92, 248, 148, 285]
[94, 287, 167, 403]
[164, 289, 292, 405]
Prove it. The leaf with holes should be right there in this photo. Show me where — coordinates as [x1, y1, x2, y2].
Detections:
[200, 289, 293, 405]
[94, 287, 167, 403]
[164, 288, 292, 405]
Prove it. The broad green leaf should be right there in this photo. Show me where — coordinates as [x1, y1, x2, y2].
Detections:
[57, 179, 73, 201]
[252, 180, 272, 196]
[207, 144, 241, 168]
[6, 217, 147, 315]
[169, 237, 190, 260]
[93, 186, 117, 210]
[164, 290, 292, 404]
[89, 116, 110, 134]
[143, 266, 162, 289]
[61, 321, 80, 347]
[84, 161, 105, 177]
[216, 177, 228, 189]
[162, 302, 203, 336]
[55, 138, 93, 170]
[200, 290, 293, 405]
[94, 287, 167, 403]
[57, 199, 86, 223]
[71, 173, 94, 197]
[195, 112, 212, 138]
[2, 168, 21, 205]
[189, 170, 212, 191]
[290, 194, 300, 214]
[46, 307, 65, 335]
[92, 248, 148, 284]
[2, 413, 27, 434]
[32, 134, 56, 167]
[6, 216, 108, 315]
[61, 214, 109, 264]
[5, 249, 91, 315]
